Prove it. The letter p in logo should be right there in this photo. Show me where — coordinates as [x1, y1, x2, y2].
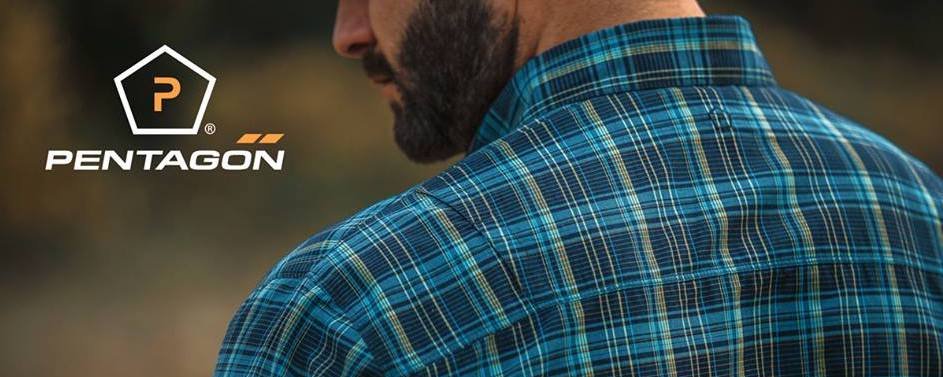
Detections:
[153, 76, 180, 112]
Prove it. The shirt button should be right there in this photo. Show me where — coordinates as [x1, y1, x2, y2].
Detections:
[709, 107, 733, 131]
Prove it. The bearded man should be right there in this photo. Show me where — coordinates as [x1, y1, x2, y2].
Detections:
[215, 1, 943, 375]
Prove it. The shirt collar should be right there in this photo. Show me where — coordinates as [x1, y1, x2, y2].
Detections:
[468, 15, 777, 152]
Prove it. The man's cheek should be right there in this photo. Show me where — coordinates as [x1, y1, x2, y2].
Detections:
[369, 0, 416, 58]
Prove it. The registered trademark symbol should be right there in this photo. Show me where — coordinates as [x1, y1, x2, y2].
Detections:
[204, 123, 216, 135]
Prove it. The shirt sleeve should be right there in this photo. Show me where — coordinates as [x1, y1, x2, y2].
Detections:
[214, 276, 379, 377]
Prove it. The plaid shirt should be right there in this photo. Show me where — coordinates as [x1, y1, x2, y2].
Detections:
[216, 16, 943, 376]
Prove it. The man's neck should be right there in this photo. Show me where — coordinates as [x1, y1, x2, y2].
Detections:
[512, 0, 706, 68]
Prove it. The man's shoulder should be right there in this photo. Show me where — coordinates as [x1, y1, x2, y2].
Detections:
[244, 178, 527, 373]
[261, 182, 490, 285]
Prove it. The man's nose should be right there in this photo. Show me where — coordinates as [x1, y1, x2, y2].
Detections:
[333, 0, 375, 59]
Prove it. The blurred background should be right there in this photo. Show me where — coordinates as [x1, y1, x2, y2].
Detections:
[1, 0, 940, 376]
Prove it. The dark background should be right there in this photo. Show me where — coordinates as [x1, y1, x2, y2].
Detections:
[1, 1, 941, 376]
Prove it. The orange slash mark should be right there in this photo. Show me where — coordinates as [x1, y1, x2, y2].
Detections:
[236, 133, 263, 144]
[258, 134, 284, 144]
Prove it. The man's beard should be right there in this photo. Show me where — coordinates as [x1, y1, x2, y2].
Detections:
[362, 0, 519, 163]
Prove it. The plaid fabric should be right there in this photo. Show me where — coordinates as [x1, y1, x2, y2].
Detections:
[216, 16, 943, 376]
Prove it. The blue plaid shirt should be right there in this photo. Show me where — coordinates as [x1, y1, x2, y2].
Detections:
[216, 16, 943, 376]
